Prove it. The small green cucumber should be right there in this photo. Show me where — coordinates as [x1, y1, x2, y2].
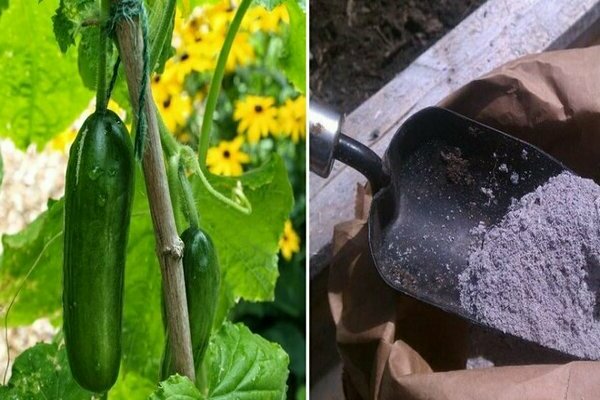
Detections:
[161, 226, 221, 379]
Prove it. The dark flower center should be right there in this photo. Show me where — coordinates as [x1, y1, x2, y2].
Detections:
[153, 75, 161, 83]
[254, 105, 263, 113]
[223, 150, 231, 159]
[180, 53, 190, 61]
[163, 97, 171, 108]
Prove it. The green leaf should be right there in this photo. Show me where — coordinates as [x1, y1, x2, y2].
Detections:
[253, 0, 283, 9]
[111, 371, 158, 400]
[52, 0, 96, 54]
[53, 0, 77, 53]
[261, 322, 305, 378]
[280, 0, 305, 93]
[148, 375, 202, 400]
[203, 322, 289, 399]
[147, 0, 177, 73]
[176, 0, 220, 17]
[0, 0, 8, 18]
[0, 341, 94, 400]
[77, 28, 100, 91]
[77, 28, 120, 98]
[193, 156, 293, 325]
[295, 386, 305, 400]
[0, 199, 64, 326]
[0, 0, 92, 148]
[148, 323, 290, 399]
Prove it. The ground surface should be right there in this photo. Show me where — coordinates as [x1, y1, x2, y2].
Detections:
[310, 0, 486, 113]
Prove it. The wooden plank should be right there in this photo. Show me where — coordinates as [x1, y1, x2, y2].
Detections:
[309, 0, 600, 275]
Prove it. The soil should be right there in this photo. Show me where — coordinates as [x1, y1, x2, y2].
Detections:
[440, 147, 474, 185]
[310, 0, 486, 113]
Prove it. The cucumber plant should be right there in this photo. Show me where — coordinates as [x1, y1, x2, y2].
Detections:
[0, 0, 305, 398]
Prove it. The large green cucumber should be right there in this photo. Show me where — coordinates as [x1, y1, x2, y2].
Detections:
[63, 110, 134, 393]
[161, 226, 221, 379]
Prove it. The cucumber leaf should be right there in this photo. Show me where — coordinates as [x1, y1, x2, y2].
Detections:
[253, 0, 284, 9]
[148, 375, 202, 399]
[0, 340, 159, 400]
[0, 0, 8, 18]
[0, 341, 94, 400]
[0, 198, 65, 326]
[193, 156, 293, 326]
[111, 371, 159, 400]
[150, 323, 289, 400]
[0, 0, 92, 148]
[280, 0, 305, 93]
[202, 322, 289, 399]
[52, 0, 95, 54]
[296, 386, 306, 400]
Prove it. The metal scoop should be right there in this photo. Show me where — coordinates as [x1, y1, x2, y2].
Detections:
[310, 101, 580, 359]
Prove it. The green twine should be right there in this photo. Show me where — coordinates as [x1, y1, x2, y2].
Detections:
[106, 56, 120, 101]
[107, 0, 150, 160]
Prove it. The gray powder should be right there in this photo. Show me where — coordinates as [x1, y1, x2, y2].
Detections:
[460, 172, 600, 359]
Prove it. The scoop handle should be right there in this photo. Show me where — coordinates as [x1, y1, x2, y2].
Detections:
[309, 100, 389, 192]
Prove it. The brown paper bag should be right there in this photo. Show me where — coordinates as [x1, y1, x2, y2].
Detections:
[328, 45, 600, 399]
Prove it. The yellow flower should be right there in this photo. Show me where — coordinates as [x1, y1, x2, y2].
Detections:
[233, 95, 278, 143]
[151, 62, 184, 99]
[171, 0, 257, 75]
[176, 45, 218, 75]
[226, 32, 255, 71]
[244, 5, 289, 33]
[172, 8, 189, 50]
[176, 131, 193, 144]
[155, 93, 193, 132]
[279, 220, 300, 261]
[107, 99, 126, 119]
[278, 96, 306, 142]
[206, 136, 250, 176]
[205, 1, 236, 34]
[49, 126, 77, 153]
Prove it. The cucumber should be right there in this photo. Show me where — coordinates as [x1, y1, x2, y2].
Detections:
[63, 110, 134, 393]
[161, 227, 221, 379]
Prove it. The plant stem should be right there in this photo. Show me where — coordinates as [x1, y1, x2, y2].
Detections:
[111, 0, 196, 381]
[149, 0, 177, 71]
[158, 116, 180, 158]
[95, 0, 111, 112]
[167, 154, 184, 232]
[178, 162, 200, 228]
[198, 0, 252, 165]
